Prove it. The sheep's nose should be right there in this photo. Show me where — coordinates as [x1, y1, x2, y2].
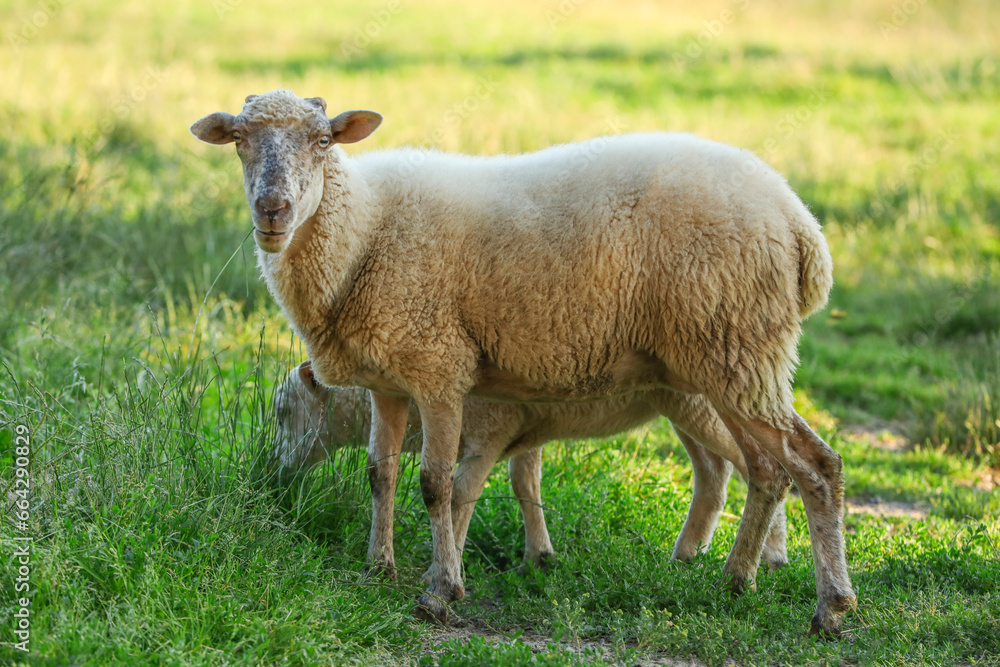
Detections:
[255, 196, 290, 220]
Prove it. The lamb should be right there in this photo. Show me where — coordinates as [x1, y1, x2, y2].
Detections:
[191, 88, 854, 636]
[271, 360, 790, 573]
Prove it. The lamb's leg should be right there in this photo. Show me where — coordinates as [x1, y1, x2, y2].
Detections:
[660, 395, 789, 569]
[728, 413, 856, 637]
[446, 404, 551, 575]
[706, 431, 790, 570]
[671, 429, 732, 562]
[413, 399, 465, 625]
[509, 447, 555, 570]
[448, 447, 553, 581]
[425, 447, 501, 584]
[716, 449, 790, 571]
[721, 450, 790, 570]
[442, 447, 553, 578]
[762, 501, 789, 570]
[712, 411, 791, 597]
[365, 393, 410, 582]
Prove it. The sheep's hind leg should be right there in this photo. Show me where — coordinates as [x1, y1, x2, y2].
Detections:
[509, 447, 555, 571]
[714, 412, 792, 596]
[671, 429, 732, 562]
[413, 400, 465, 625]
[731, 413, 856, 637]
[365, 393, 410, 582]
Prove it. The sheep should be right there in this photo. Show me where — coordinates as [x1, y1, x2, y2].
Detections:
[190, 88, 854, 636]
[271, 360, 790, 575]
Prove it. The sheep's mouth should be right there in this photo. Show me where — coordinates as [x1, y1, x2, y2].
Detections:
[253, 227, 290, 252]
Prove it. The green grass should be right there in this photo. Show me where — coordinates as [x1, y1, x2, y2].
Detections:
[1, 0, 999, 664]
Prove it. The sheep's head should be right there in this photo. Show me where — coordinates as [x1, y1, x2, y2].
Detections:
[190, 89, 382, 253]
[270, 360, 334, 471]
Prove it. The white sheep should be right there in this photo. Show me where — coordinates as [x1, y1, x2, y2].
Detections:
[271, 360, 790, 574]
[191, 89, 853, 636]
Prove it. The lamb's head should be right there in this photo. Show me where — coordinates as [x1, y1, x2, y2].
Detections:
[270, 360, 333, 471]
[190, 89, 382, 253]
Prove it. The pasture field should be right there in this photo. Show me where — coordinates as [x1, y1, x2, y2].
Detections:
[1, 0, 998, 664]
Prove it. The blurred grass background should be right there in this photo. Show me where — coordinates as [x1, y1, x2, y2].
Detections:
[0, 0, 998, 664]
[2, 0, 997, 454]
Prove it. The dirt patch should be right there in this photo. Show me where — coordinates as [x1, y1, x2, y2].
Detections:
[846, 497, 928, 520]
[957, 468, 999, 492]
[841, 423, 911, 452]
[422, 616, 711, 666]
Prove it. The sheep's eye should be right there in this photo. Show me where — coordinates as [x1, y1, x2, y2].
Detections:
[232, 131, 242, 143]
[317, 136, 331, 148]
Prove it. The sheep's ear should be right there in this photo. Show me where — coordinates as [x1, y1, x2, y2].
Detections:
[329, 110, 382, 144]
[298, 361, 322, 393]
[190, 112, 237, 145]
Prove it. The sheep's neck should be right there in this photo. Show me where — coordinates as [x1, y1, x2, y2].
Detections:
[258, 156, 374, 378]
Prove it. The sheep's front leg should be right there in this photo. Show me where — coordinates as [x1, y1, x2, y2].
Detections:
[365, 392, 410, 582]
[413, 399, 465, 625]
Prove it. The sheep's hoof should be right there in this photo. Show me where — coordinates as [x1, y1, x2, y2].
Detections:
[808, 592, 855, 639]
[413, 593, 451, 626]
[518, 552, 556, 576]
[808, 614, 842, 640]
[362, 562, 397, 583]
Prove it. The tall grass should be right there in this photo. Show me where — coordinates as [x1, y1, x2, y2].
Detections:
[0, 311, 421, 664]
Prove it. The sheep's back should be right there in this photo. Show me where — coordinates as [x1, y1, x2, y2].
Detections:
[355, 134, 822, 420]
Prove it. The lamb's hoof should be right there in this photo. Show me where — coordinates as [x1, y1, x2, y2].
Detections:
[761, 545, 789, 571]
[517, 552, 556, 576]
[413, 593, 451, 626]
[718, 574, 756, 597]
[764, 557, 789, 572]
[362, 562, 397, 583]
